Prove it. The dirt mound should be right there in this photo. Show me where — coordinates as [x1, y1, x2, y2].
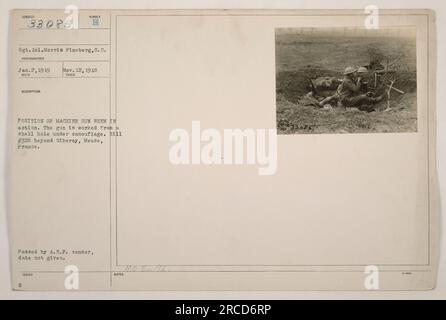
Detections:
[387, 71, 417, 93]
[276, 93, 418, 135]
[276, 67, 417, 105]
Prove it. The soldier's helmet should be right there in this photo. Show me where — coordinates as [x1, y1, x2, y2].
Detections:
[343, 66, 357, 75]
[357, 67, 369, 74]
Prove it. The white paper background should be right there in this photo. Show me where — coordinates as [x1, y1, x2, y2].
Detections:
[0, 0, 445, 299]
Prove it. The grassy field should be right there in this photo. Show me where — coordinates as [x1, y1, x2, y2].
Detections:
[275, 29, 418, 134]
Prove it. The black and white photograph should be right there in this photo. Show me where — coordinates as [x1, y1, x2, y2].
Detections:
[275, 27, 417, 134]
